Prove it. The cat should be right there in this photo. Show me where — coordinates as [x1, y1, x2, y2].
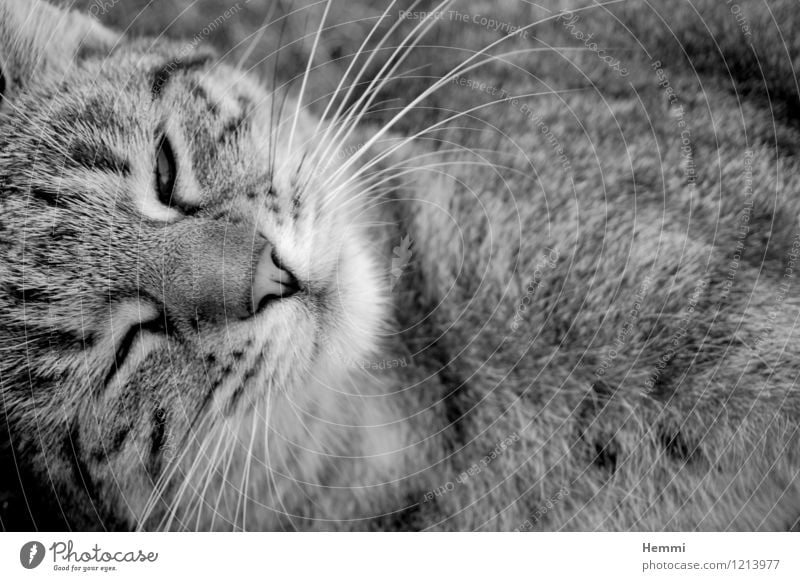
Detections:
[0, 0, 799, 531]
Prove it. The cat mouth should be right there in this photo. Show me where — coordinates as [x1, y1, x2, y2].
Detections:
[101, 285, 315, 392]
[103, 309, 172, 388]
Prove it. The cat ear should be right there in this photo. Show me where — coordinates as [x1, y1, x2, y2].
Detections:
[0, 0, 118, 107]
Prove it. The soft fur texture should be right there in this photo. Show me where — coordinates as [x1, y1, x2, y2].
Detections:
[1, 0, 799, 531]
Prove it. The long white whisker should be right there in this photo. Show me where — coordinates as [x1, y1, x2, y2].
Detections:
[159, 417, 219, 530]
[305, 0, 424, 166]
[286, 0, 333, 155]
[262, 385, 294, 530]
[209, 424, 242, 530]
[321, 85, 587, 216]
[234, 0, 281, 70]
[327, 0, 627, 184]
[138, 413, 211, 530]
[332, 158, 522, 219]
[237, 408, 261, 531]
[168, 435, 229, 531]
[311, 0, 455, 173]
[312, 1, 399, 135]
[191, 419, 232, 530]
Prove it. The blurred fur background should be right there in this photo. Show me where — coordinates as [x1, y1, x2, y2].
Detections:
[70, 0, 800, 129]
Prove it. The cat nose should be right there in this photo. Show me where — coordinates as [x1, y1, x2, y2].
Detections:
[157, 224, 302, 326]
[251, 245, 301, 313]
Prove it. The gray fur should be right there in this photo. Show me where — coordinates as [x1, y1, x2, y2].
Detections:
[1, 0, 799, 531]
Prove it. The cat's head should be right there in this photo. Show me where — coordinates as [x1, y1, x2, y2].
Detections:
[0, 0, 388, 529]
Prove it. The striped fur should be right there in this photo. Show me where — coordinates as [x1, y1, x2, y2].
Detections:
[1, 0, 799, 531]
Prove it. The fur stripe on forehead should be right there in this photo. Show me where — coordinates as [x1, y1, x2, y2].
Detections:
[151, 54, 215, 97]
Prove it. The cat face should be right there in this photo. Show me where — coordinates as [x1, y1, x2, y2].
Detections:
[0, 0, 386, 528]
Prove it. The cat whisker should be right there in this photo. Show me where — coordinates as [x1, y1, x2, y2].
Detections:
[236, 407, 261, 530]
[327, 69, 590, 193]
[190, 419, 232, 531]
[234, 0, 281, 71]
[204, 358, 271, 529]
[312, 1, 399, 137]
[325, 0, 628, 187]
[208, 424, 241, 530]
[339, 153, 534, 214]
[309, 0, 454, 181]
[286, 0, 332, 155]
[140, 412, 214, 530]
[138, 365, 224, 529]
[268, 15, 293, 179]
[166, 422, 230, 531]
[276, 400, 337, 528]
[321, 135, 534, 217]
[298, 79, 429, 198]
[262, 384, 293, 530]
[305, 0, 421, 170]
[324, 84, 589, 217]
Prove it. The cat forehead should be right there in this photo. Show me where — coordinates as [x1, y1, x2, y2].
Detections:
[41, 44, 273, 159]
[108, 44, 263, 114]
[147, 52, 264, 112]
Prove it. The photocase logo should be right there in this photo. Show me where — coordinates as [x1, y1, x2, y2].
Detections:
[19, 541, 46, 569]
[390, 235, 413, 290]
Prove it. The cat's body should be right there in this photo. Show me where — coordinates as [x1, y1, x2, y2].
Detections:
[1, 0, 799, 531]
